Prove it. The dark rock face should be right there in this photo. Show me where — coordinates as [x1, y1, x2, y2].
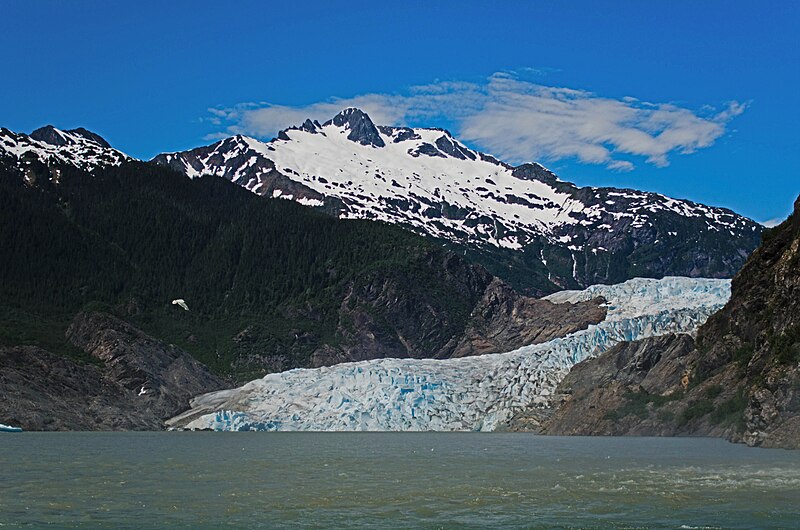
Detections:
[0, 313, 227, 431]
[435, 134, 476, 161]
[508, 195, 800, 449]
[67, 127, 112, 148]
[444, 279, 606, 358]
[323, 108, 385, 147]
[693, 194, 800, 447]
[0, 346, 162, 431]
[30, 125, 69, 146]
[409, 142, 446, 158]
[527, 173, 762, 289]
[277, 119, 323, 140]
[378, 126, 421, 143]
[30, 125, 111, 148]
[511, 163, 567, 190]
[302, 264, 604, 369]
[66, 312, 228, 420]
[507, 334, 703, 436]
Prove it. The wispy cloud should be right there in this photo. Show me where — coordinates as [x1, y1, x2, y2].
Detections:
[761, 218, 785, 228]
[207, 72, 745, 170]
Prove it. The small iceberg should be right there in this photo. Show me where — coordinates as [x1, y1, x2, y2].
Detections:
[0, 423, 23, 432]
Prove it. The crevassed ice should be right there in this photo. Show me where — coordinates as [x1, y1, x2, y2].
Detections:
[177, 277, 730, 432]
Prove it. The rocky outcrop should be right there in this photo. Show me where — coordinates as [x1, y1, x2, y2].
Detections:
[323, 107, 385, 147]
[0, 346, 161, 430]
[509, 195, 800, 449]
[0, 313, 227, 431]
[507, 334, 721, 437]
[693, 194, 800, 447]
[444, 278, 606, 358]
[66, 312, 228, 419]
[304, 272, 605, 368]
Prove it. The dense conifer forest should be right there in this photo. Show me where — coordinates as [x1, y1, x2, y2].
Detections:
[0, 162, 487, 379]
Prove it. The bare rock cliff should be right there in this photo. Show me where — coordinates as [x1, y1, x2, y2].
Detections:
[0, 312, 227, 430]
[508, 195, 800, 449]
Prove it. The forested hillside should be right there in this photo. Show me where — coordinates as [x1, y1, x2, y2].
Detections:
[0, 162, 495, 380]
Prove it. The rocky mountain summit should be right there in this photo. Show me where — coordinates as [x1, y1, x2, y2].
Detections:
[509, 195, 800, 449]
[0, 125, 129, 178]
[153, 108, 762, 292]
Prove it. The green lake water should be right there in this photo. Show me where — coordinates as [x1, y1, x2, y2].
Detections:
[1, 432, 798, 528]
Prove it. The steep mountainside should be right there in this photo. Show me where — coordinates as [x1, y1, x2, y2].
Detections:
[510, 195, 800, 448]
[694, 193, 800, 446]
[0, 312, 227, 431]
[0, 157, 601, 382]
[153, 108, 762, 293]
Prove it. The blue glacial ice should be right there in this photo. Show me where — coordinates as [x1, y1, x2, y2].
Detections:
[174, 277, 730, 432]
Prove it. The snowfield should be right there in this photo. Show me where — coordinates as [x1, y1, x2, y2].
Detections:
[171, 277, 730, 432]
[154, 108, 756, 252]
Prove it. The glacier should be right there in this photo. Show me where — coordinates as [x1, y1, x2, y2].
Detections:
[171, 277, 730, 432]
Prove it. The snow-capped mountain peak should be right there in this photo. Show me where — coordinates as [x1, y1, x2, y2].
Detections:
[30, 125, 112, 149]
[152, 108, 762, 290]
[0, 110, 758, 293]
[0, 125, 130, 173]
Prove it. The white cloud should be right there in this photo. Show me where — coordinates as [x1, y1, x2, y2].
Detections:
[607, 160, 635, 172]
[761, 218, 785, 228]
[207, 72, 745, 170]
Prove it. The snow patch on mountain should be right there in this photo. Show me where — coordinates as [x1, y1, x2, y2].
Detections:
[153, 108, 758, 253]
[174, 276, 730, 432]
[0, 126, 129, 173]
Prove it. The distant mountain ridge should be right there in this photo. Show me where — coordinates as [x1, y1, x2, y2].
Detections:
[0, 125, 129, 176]
[151, 108, 762, 291]
[0, 112, 763, 293]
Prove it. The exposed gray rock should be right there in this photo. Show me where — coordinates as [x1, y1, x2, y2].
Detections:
[377, 125, 421, 143]
[0, 313, 228, 431]
[29, 125, 111, 148]
[66, 312, 228, 419]
[30, 125, 69, 146]
[0, 346, 162, 431]
[507, 334, 700, 436]
[444, 278, 606, 358]
[323, 108, 385, 147]
[435, 133, 476, 160]
[508, 196, 800, 449]
[305, 271, 604, 368]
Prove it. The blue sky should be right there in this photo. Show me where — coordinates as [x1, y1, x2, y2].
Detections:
[1, 1, 797, 224]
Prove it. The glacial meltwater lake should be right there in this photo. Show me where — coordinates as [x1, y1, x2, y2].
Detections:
[1, 433, 798, 529]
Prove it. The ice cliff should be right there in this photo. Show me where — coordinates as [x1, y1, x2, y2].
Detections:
[173, 277, 731, 432]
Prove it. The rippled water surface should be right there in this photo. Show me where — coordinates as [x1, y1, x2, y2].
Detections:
[1, 433, 798, 528]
